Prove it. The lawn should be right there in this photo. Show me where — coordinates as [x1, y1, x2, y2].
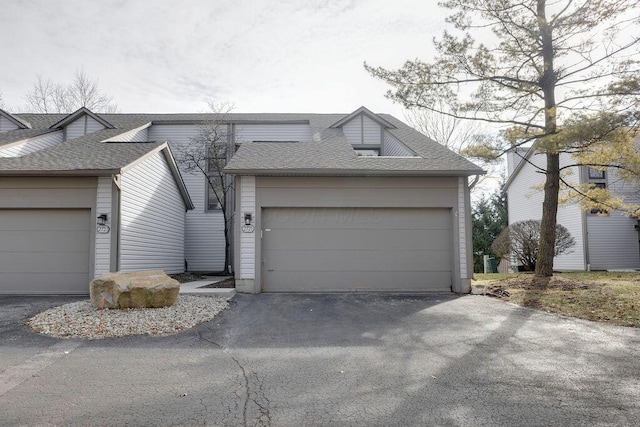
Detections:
[472, 271, 640, 328]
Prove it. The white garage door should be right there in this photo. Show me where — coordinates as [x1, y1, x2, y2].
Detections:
[262, 207, 452, 292]
[0, 209, 91, 294]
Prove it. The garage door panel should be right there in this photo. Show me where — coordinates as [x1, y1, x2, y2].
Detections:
[0, 251, 90, 273]
[265, 249, 451, 272]
[0, 209, 91, 294]
[263, 207, 451, 230]
[262, 207, 452, 292]
[264, 229, 451, 251]
[264, 270, 452, 292]
[2, 230, 90, 252]
[0, 273, 90, 294]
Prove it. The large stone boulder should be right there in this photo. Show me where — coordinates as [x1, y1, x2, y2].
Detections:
[90, 270, 180, 309]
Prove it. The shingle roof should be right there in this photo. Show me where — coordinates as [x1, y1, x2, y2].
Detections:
[225, 113, 484, 176]
[1, 110, 484, 177]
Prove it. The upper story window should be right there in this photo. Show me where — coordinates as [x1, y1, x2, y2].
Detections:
[587, 167, 608, 215]
[206, 138, 229, 211]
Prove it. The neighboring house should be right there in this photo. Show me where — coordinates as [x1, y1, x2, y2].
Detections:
[0, 108, 193, 294]
[505, 146, 640, 271]
[0, 106, 484, 294]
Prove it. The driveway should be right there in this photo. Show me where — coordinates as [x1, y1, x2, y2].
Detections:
[0, 293, 639, 426]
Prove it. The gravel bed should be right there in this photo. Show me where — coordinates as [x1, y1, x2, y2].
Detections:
[26, 295, 230, 340]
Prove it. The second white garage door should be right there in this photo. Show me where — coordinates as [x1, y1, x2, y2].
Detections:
[0, 209, 91, 294]
[262, 207, 452, 292]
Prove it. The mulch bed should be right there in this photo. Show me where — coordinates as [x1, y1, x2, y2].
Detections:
[483, 276, 600, 298]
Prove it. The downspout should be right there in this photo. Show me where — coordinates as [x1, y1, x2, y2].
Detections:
[468, 174, 481, 190]
[111, 174, 122, 272]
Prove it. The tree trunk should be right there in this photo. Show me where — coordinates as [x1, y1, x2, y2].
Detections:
[535, 152, 560, 276]
[534, 0, 559, 278]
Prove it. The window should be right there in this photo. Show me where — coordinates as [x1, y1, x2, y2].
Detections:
[206, 142, 227, 211]
[587, 168, 608, 215]
[355, 148, 379, 157]
[588, 167, 606, 179]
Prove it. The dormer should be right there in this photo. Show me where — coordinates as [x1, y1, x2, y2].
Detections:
[0, 109, 30, 132]
[50, 107, 115, 140]
[331, 106, 397, 155]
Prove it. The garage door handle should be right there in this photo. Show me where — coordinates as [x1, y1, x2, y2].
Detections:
[267, 269, 274, 271]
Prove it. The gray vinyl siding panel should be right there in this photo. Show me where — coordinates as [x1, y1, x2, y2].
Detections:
[383, 131, 414, 156]
[119, 151, 186, 273]
[0, 116, 19, 132]
[587, 166, 640, 269]
[107, 126, 149, 142]
[362, 115, 381, 144]
[0, 176, 98, 208]
[149, 124, 225, 271]
[342, 118, 362, 144]
[94, 176, 112, 276]
[507, 152, 585, 269]
[587, 213, 640, 269]
[235, 123, 312, 143]
[86, 116, 106, 133]
[0, 131, 64, 158]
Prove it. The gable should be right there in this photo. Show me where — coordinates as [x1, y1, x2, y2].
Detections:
[64, 114, 107, 140]
[0, 109, 29, 132]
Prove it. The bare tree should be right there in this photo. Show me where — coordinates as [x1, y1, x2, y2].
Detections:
[405, 102, 500, 189]
[25, 69, 118, 113]
[174, 101, 235, 274]
[366, 0, 640, 277]
[492, 220, 575, 271]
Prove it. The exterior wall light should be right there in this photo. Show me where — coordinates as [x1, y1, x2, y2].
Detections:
[97, 213, 108, 226]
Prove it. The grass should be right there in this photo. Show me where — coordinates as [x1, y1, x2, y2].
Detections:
[472, 271, 640, 328]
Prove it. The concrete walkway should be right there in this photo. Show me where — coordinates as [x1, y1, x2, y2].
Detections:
[179, 276, 236, 298]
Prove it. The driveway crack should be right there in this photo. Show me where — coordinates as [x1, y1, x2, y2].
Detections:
[231, 356, 249, 426]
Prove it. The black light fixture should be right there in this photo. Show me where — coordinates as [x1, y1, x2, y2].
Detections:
[97, 213, 108, 226]
[244, 213, 252, 225]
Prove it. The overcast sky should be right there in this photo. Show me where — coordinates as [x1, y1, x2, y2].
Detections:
[0, 0, 450, 117]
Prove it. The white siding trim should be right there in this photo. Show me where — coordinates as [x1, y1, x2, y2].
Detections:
[0, 131, 64, 157]
[239, 176, 256, 278]
[458, 177, 468, 278]
[104, 124, 150, 142]
[119, 151, 186, 273]
[94, 177, 112, 276]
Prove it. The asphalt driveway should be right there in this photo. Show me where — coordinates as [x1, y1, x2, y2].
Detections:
[0, 293, 639, 426]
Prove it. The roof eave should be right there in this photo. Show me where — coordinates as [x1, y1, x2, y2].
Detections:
[225, 167, 485, 177]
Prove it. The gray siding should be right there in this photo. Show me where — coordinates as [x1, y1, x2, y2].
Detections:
[383, 131, 414, 156]
[0, 131, 64, 158]
[0, 116, 20, 132]
[587, 166, 640, 269]
[94, 176, 112, 276]
[507, 151, 585, 270]
[105, 125, 149, 142]
[65, 115, 105, 140]
[235, 123, 312, 143]
[149, 124, 224, 271]
[362, 114, 381, 144]
[119, 151, 186, 273]
[342, 118, 362, 145]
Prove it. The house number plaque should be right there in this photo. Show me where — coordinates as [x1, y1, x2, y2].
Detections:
[97, 225, 110, 234]
[241, 224, 255, 233]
